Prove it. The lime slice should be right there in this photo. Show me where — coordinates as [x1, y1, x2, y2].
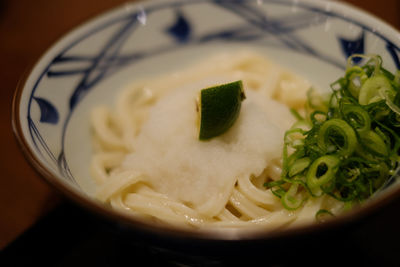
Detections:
[198, 80, 246, 140]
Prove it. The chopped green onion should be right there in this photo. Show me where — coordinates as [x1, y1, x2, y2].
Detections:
[306, 155, 340, 196]
[380, 87, 400, 116]
[288, 157, 311, 177]
[358, 75, 393, 105]
[345, 66, 368, 98]
[265, 54, 400, 219]
[341, 104, 371, 135]
[358, 130, 388, 157]
[317, 119, 357, 156]
[291, 120, 312, 132]
[310, 111, 327, 125]
[281, 183, 304, 210]
[290, 108, 304, 121]
[315, 209, 335, 223]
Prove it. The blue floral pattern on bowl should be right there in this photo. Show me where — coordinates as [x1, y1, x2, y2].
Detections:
[19, 0, 400, 192]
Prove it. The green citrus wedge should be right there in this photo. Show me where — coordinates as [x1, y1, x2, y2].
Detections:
[198, 80, 246, 140]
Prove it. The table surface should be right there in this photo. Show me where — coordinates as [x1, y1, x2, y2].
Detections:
[1, 0, 400, 264]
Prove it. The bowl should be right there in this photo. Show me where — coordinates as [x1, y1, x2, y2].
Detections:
[11, 0, 400, 263]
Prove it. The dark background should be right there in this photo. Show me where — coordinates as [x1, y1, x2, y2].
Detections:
[1, 0, 400, 265]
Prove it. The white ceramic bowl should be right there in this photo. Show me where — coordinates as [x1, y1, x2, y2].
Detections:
[11, 0, 400, 251]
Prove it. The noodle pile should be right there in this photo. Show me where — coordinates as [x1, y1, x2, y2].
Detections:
[90, 51, 342, 229]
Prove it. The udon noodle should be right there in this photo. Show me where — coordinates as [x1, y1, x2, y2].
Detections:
[90, 51, 343, 229]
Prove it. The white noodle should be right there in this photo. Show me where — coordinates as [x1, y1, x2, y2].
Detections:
[90, 51, 341, 229]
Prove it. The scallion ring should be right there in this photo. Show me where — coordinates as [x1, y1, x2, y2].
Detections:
[288, 157, 311, 177]
[317, 119, 357, 156]
[341, 104, 371, 135]
[358, 75, 394, 105]
[358, 130, 388, 157]
[306, 155, 340, 196]
[281, 183, 304, 210]
[345, 66, 368, 98]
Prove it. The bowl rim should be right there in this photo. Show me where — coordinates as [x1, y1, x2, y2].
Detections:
[11, 0, 400, 242]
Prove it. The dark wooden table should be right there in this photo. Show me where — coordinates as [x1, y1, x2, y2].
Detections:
[1, 0, 400, 261]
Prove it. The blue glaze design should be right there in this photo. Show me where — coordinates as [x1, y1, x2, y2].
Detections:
[25, 0, 400, 185]
[212, 1, 343, 68]
[33, 97, 59, 124]
[57, 152, 74, 181]
[28, 117, 58, 164]
[339, 31, 365, 63]
[167, 10, 191, 42]
[386, 42, 400, 70]
[69, 18, 139, 110]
